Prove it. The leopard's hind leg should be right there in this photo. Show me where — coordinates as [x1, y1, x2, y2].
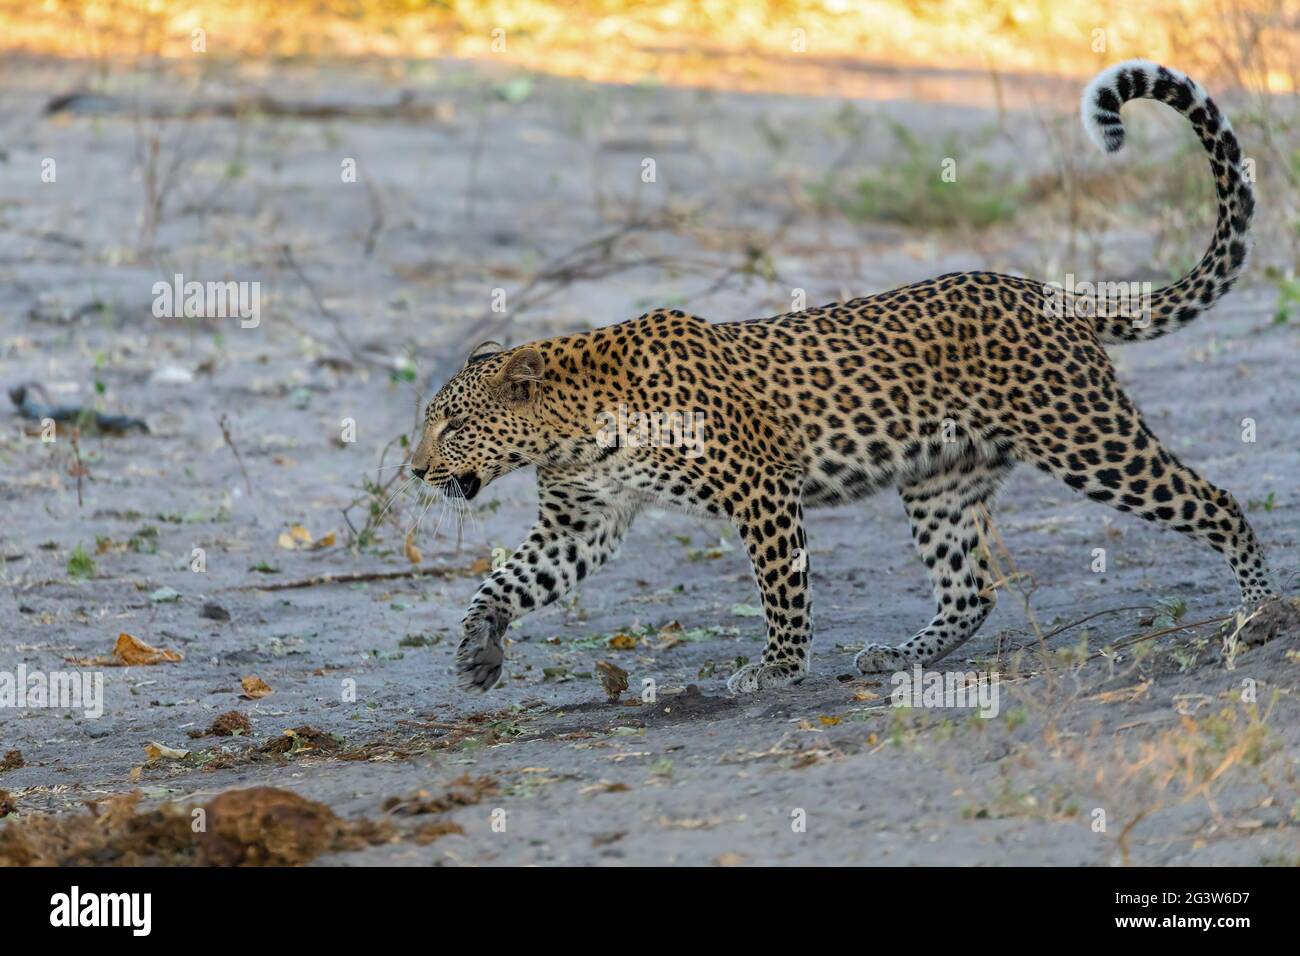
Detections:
[1016, 384, 1275, 606]
[855, 454, 1012, 674]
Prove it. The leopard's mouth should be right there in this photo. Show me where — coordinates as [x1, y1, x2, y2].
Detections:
[444, 472, 481, 501]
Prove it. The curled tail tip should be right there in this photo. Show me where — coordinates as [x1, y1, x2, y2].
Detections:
[1079, 62, 1253, 345]
[1080, 59, 1203, 154]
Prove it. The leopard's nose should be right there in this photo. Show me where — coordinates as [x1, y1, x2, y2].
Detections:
[410, 465, 428, 480]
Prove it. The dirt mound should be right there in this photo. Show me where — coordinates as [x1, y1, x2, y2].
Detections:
[378, 774, 498, 847]
[258, 726, 344, 756]
[203, 787, 373, 865]
[0, 787, 390, 867]
[189, 711, 253, 739]
[0, 791, 192, 866]
[545, 684, 736, 736]
[1231, 597, 1300, 650]
[380, 774, 497, 816]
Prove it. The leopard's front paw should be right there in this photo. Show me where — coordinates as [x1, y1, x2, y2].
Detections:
[726, 661, 807, 695]
[853, 643, 915, 675]
[457, 605, 509, 693]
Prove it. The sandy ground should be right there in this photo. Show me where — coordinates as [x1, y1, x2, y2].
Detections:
[0, 56, 1297, 866]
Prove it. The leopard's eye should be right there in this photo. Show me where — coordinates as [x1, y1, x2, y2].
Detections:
[441, 417, 467, 439]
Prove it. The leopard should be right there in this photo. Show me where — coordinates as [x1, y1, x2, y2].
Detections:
[410, 60, 1275, 695]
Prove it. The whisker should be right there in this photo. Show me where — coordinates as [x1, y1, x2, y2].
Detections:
[414, 491, 435, 541]
[374, 475, 417, 527]
[438, 475, 490, 549]
[429, 494, 450, 544]
[426, 486, 457, 546]
[449, 478, 472, 552]
[461, 495, 486, 544]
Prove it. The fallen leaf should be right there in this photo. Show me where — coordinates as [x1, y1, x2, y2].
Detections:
[658, 815, 716, 830]
[1172, 692, 1213, 716]
[1085, 680, 1151, 705]
[144, 742, 190, 762]
[404, 528, 422, 565]
[116, 633, 183, 665]
[608, 633, 639, 650]
[240, 676, 273, 699]
[277, 525, 322, 550]
[469, 557, 492, 575]
[818, 715, 841, 726]
[602, 750, 651, 762]
[68, 633, 183, 667]
[411, 820, 465, 845]
[578, 780, 630, 795]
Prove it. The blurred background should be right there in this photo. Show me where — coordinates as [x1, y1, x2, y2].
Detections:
[4, 0, 1299, 84]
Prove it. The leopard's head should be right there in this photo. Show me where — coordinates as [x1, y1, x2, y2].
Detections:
[410, 341, 553, 500]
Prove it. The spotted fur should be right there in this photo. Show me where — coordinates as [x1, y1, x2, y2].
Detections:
[412, 62, 1274, 695]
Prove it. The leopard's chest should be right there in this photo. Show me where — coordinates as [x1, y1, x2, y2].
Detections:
[598, 459, 727, 518]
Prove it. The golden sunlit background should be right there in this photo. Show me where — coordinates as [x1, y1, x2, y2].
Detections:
[0, 0, 1292, 127]
[1, 0, 1298, 93]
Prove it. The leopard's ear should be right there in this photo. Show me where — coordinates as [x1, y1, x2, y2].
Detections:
[464, 340, 504, 367]
[495, 347, 544, 405]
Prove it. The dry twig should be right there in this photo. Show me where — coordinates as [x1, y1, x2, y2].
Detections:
[217, 414, 253, 495]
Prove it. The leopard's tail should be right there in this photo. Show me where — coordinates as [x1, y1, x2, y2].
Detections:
[1079, 60, 1253, 344]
